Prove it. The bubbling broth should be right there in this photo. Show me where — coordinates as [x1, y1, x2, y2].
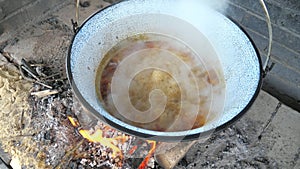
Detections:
[96, 33, 225, 132]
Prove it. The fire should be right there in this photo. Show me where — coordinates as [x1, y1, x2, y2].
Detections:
[138, 140, 156, 169]
[78, 129, 126, 158]
[68, 116, 125, 158]
[68, 116, 157, 168]
[68, 115, 80, 127]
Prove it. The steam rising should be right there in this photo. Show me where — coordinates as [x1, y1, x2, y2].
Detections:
[176, 0, 228, 13]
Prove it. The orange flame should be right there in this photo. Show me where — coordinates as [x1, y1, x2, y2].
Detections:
[68, 116, 127, 158]
[68, 116, 157, 168]
[79, 129, 124, 158]
[68, 116, 80, 127]
[138, 140, 156, 169]
[128, 145, 138, 155]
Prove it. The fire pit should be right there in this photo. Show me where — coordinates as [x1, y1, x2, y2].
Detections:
[0, 0, 276, 168]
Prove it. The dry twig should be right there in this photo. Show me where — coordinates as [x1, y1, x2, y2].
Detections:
[31, 89, 59, 98]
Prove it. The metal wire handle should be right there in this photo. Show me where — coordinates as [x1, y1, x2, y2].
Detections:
[75, 0, 80, 26]
[71, 0, 80, 33]
[259, 0, 273, 77]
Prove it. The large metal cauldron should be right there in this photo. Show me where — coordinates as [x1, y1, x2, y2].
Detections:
[67, 0, 265, 141]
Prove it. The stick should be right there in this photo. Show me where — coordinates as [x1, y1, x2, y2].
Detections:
[34, 81, 53, 89]
[41, 73, 61, 80]
[20, 110, 25, 133]
[20, 65, 40, 81]
[0, 134, 36, 141]
[31, 89, 59, 98]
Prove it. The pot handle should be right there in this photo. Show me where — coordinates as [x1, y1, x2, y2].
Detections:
[71, 0, 80, 33]
[259, 0, 274, 77]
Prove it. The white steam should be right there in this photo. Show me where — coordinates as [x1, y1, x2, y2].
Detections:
[175, 0, 229, 16]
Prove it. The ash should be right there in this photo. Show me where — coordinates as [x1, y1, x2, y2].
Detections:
[0, 57, 158, 168]
[35, 64, 160, 169]
[27, 64, 78, 168]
